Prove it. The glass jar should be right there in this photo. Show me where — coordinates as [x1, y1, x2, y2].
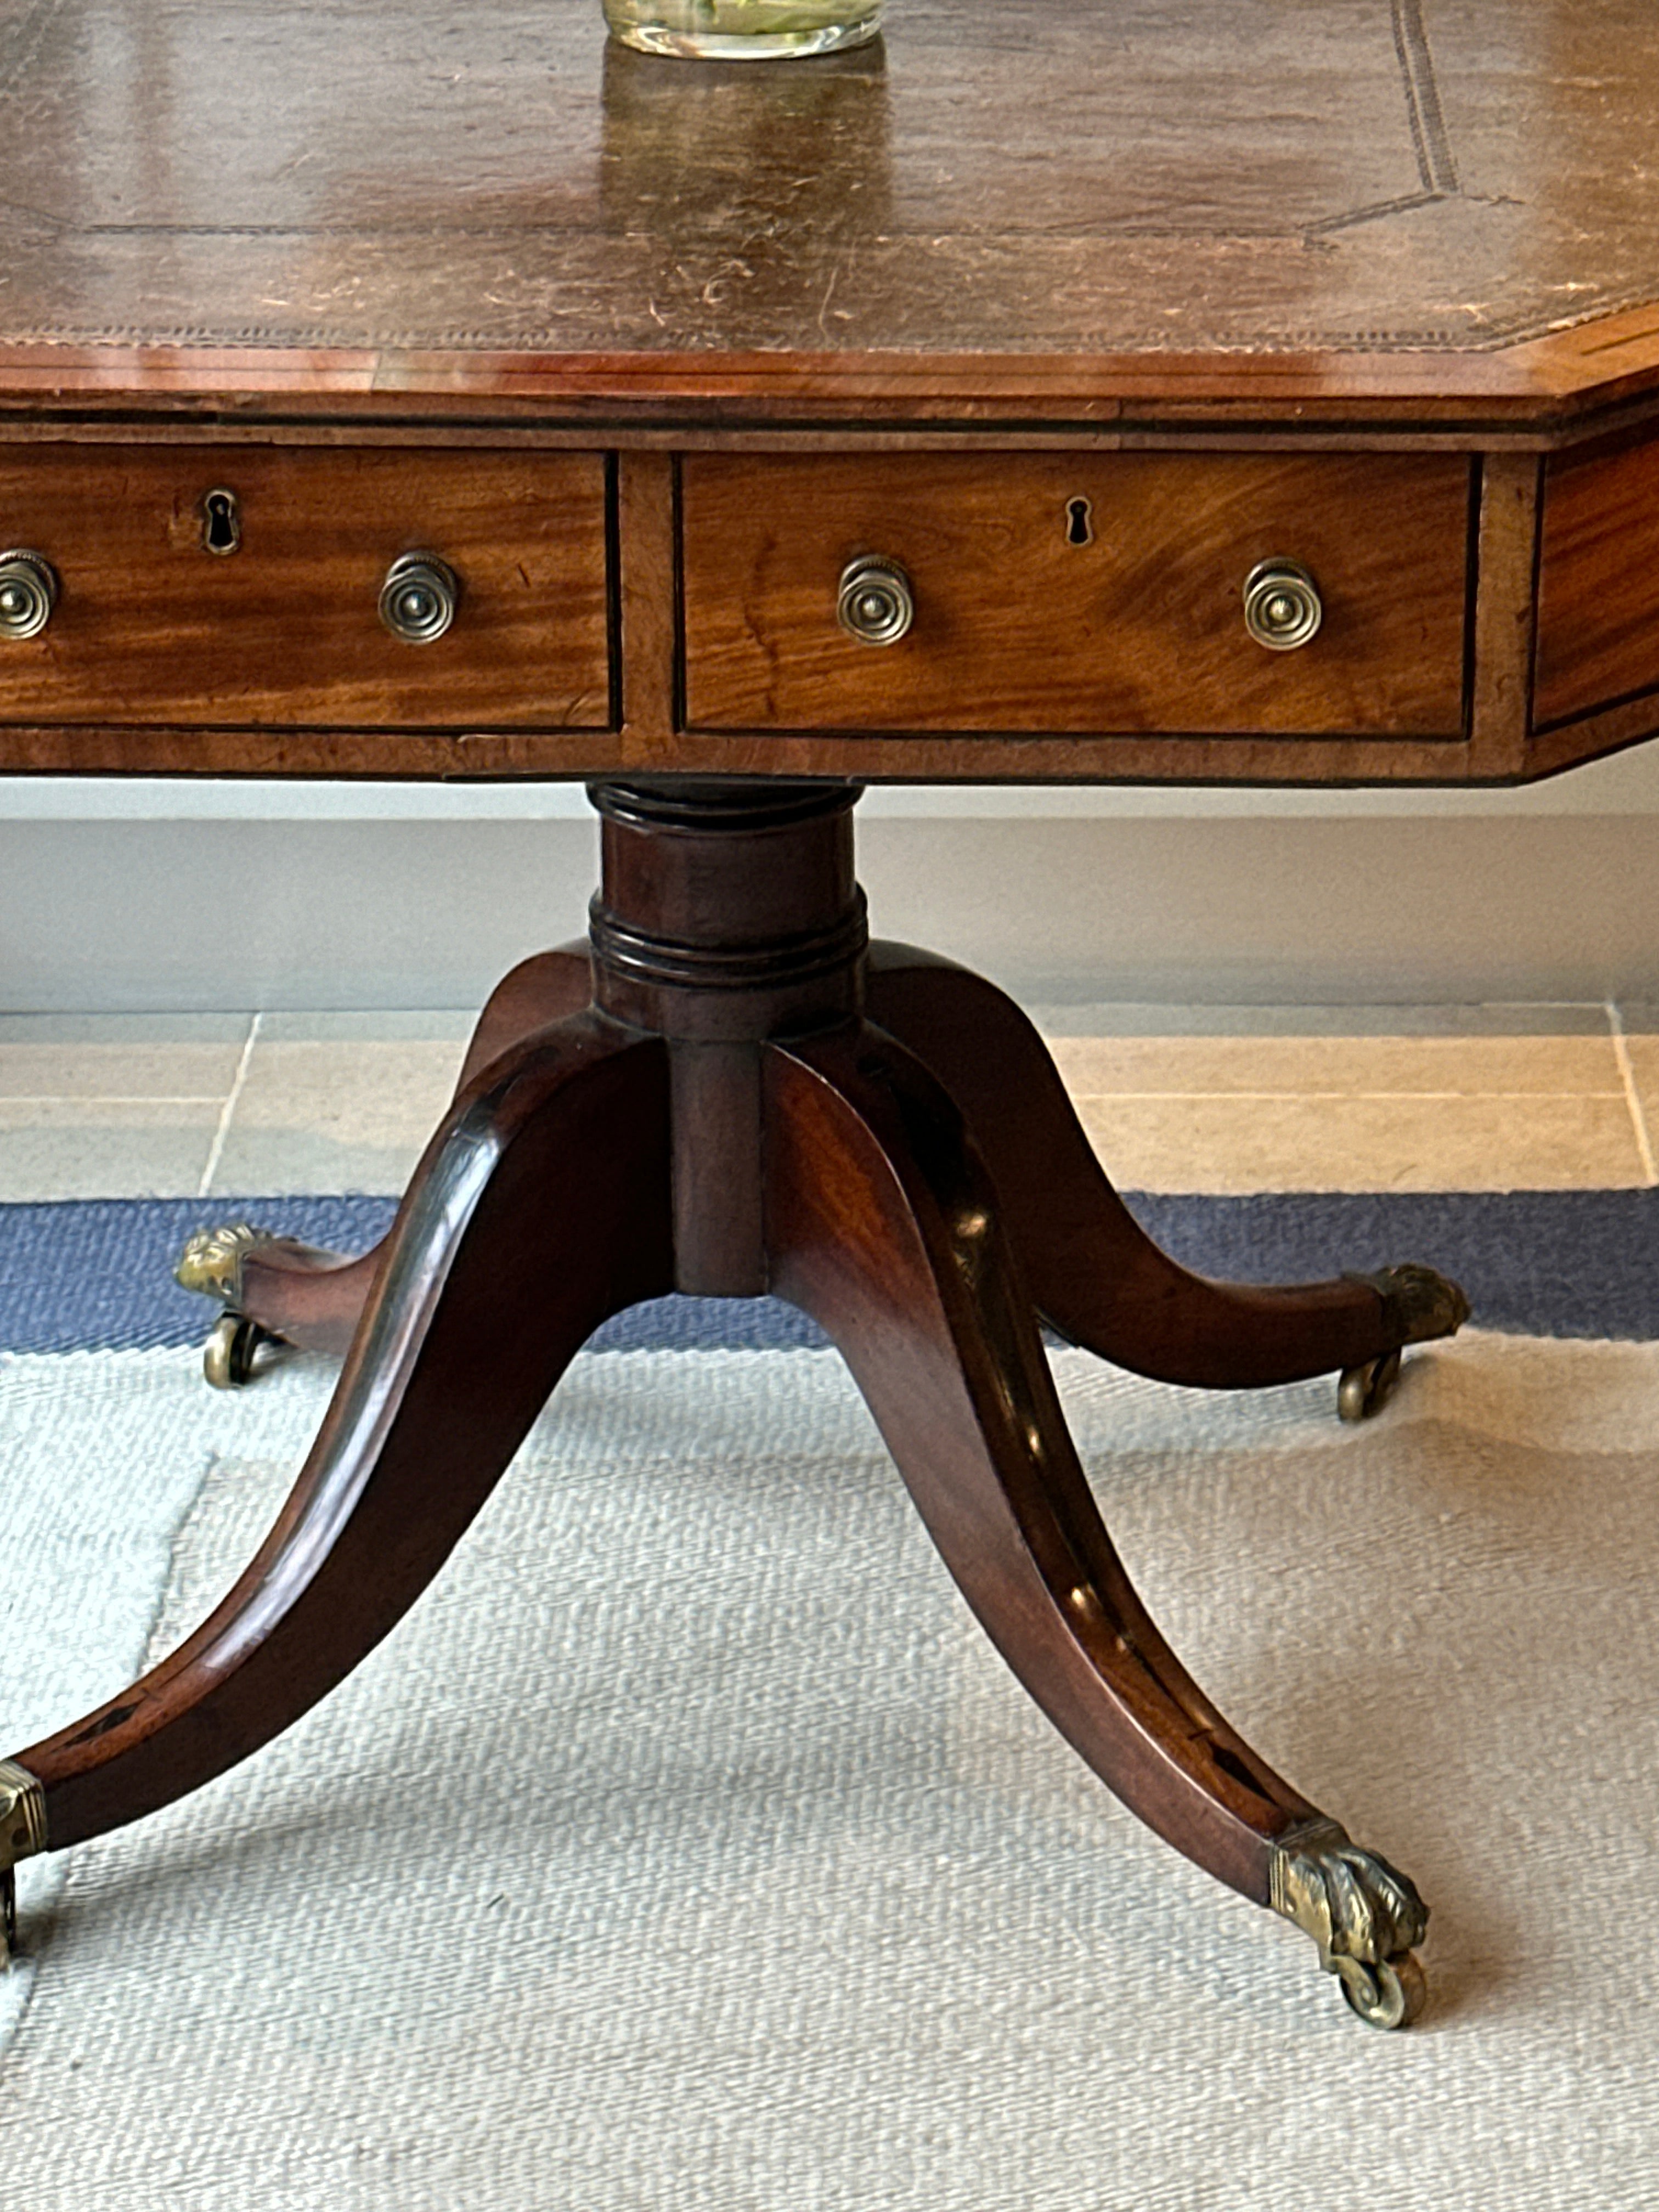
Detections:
[602, 0, 883, 62]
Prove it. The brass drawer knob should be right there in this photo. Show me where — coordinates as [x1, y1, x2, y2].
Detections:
[837, 555, 914, 646]
[1243, 558, 1323, 651]
[0, 549, 58, 641]
[379, 551, 460, 645]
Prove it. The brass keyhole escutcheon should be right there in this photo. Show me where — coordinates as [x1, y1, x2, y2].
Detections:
[1064, 496, 1094, 546]
[200, 488, 242, 557]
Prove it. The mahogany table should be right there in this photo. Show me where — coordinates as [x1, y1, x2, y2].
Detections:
[4, 0, 1659, 2032]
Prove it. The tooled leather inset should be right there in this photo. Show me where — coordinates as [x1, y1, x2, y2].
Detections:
[2, 0, 1657, 358]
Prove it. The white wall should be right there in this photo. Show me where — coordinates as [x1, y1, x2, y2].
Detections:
[5, 741, 1658, 1012]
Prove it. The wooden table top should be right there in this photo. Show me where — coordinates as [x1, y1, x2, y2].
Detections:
[1, 0, 1657, 426]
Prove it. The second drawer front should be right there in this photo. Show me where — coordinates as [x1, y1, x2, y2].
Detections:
[682, 453, 1470, 737]
[0, 446, 611, 727]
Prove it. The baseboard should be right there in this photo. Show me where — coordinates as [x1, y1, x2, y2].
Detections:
[5, 749, 1658, 1012]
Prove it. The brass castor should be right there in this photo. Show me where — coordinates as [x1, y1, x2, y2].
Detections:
[1333, 1949, 1429, 2030]
[203, 1311, 280, 1391]
[1338, 1262, 1472, 1423]
[1270, 1817, 1430, 2030]
[179, 1224, 289, 1389]
[1337, 1346, 1403, 1423]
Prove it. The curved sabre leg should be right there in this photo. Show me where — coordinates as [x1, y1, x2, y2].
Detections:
[865, 943, 1468, 1399]
[762, 1022, 1428, 2026]
[8, 1011, 671, 1858]
[177, 943, 595, 1364]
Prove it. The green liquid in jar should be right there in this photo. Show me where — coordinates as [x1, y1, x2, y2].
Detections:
[603, 0, 883, 59]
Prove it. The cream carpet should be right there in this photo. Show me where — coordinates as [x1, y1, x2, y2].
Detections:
[2, 1332, 1656, 2209]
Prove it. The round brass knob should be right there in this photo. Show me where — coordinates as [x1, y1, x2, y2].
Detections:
[0, 550, 58, 641]
[837, 555, 914, 647]
[379, 551, 460, 645]
[1243, 558, 1323, 651]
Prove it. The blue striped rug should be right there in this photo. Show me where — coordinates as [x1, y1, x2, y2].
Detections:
[0, 1189, 1654, 1353]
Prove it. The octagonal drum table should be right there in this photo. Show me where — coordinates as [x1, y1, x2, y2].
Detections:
[3, 0, 1657, 2031]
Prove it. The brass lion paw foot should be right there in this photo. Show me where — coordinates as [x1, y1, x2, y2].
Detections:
[176, 1223, 289, 1390]
[1271, 1817, 1430, 2028]
[1338, 1263, 1471, 1423]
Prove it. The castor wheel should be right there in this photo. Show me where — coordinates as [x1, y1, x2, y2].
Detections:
[1338, 1345, 1403, 1423]
[1331, 1948, 1428, 2029]
[203, 1311, 280, 1390]
[1271, 1817, 1430, 2029]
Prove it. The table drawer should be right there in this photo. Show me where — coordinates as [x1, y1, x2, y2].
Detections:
[1536, 435, 1659, 730]
[0, 447, 610, 727]
[682, 453, 1470, 737]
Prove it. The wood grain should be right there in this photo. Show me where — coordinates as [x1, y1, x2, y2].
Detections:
[22, 1012, 674, 1849]
[616, 449, 680, 757]
[863, 945, 1407, 1388]
[682, 452, 1470, 738]
[1534, 432, 1659, 731]
[4, 777, 1449, 1988]
[764, 1023, 1322, 1905]
[233, 944, 597, 1357]
[1525, 687, 1659, 780]
[1467, 452, 1541, 774]
[0, 445, 610, 729]
[0, 1, 1652, 777]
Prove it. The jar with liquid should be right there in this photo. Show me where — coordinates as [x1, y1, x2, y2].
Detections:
[602, 0, 883, 61]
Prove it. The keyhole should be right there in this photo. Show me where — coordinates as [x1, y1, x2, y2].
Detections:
[201, 488, 241, 557]
[1065, 496, 1093, 547]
